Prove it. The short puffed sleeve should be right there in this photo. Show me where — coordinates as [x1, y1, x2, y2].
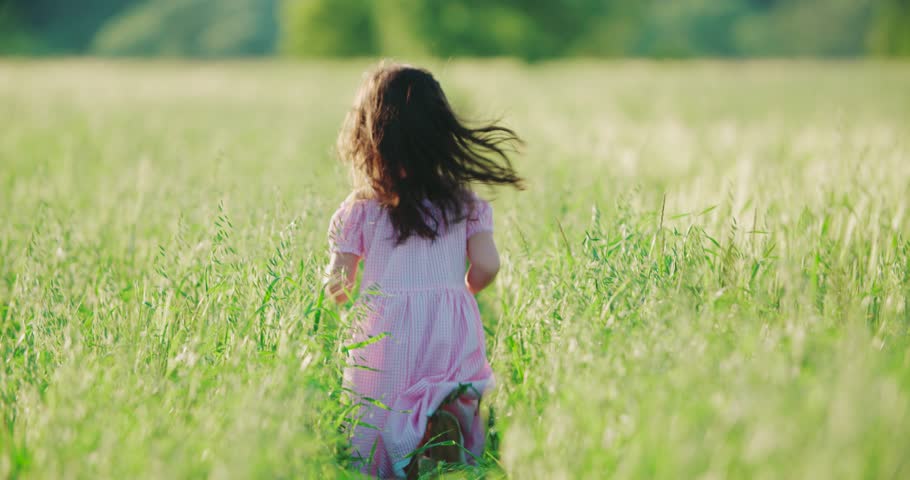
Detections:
[328, 198, 366, 256]
[466, 195, 493, 238]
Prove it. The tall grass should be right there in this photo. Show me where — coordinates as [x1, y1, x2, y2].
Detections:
[1, 60, 909, 479]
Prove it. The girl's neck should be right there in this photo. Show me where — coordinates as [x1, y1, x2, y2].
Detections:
[353, 188, 399, 206]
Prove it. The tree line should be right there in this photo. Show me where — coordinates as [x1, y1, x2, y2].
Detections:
[1, 0, 908, 58]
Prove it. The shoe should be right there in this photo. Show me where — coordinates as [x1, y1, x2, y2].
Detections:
[405, 456, 439, 480]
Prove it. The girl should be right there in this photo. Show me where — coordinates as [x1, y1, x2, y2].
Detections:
[325, 62, 522, 478]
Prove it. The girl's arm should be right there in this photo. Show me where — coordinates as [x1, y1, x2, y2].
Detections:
[325, 252, 360, 303]
[466, 231, 500, 294]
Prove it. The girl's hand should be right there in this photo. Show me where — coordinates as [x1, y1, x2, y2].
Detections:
[324, 252, 360, 303]
[466, 231, 500, 294]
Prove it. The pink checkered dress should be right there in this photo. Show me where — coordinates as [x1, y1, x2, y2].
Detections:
[329, 193, 495, 478]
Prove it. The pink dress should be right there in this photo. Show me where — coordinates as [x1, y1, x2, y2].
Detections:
[329, 193, 495, 478]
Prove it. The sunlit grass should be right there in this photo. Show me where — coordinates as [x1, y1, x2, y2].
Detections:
[1, 60, 909, 479]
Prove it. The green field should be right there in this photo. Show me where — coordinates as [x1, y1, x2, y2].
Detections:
[2, 60, 910, 479]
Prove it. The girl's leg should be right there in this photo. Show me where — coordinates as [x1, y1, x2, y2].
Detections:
[425, 410, 465, 463]
[404, 410, 465, 479]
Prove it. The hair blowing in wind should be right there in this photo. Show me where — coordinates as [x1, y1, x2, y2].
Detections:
[337, 62, 524, 244]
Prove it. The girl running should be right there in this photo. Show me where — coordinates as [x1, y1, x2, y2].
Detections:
[325, 61, 522, 478]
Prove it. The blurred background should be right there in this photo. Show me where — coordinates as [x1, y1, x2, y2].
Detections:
[0, 0, 908, 59]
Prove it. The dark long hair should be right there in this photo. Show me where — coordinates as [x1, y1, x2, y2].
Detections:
[337, 61, 524, 244]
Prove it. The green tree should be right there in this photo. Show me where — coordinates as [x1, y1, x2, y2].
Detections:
[0, 4, 40, 54]
[631, 0, 755, 57]
[867, 0, 910, 56]
[92, 0, 278, 57]
[279, 0, 377, 57]
[0, 0, 141, 54]
[280, 0, 628, 60]
[733, 0, 874, 56]
[2, 0, 898, 58]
